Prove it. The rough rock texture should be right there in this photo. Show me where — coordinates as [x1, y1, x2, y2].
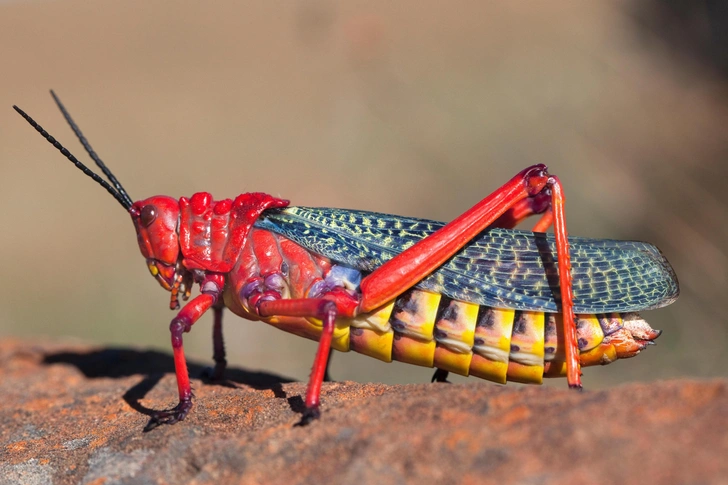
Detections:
[0, 339, 726, 485]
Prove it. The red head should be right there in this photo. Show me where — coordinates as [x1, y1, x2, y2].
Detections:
[130, 196, 181, 290]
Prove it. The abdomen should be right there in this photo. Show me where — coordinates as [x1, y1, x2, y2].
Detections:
[262, 285, 649, 385]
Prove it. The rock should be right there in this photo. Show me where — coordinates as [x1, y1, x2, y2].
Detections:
[0, 338, 726, 485]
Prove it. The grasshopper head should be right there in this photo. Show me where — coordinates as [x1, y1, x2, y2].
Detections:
[130, 196, 181, 291]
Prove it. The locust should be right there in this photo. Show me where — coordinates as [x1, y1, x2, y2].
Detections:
[13, 92, 679, 431]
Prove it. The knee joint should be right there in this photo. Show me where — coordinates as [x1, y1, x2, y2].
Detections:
[170, 317, 192, 347]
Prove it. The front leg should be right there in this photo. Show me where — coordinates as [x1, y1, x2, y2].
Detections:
[144, 273, 225, 431]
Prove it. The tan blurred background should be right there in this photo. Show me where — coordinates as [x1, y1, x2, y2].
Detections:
[0, 1, 726, 388]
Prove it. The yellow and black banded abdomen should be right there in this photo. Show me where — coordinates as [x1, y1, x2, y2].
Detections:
[347, 288, 612, 385]
[259, 287, 628, 384]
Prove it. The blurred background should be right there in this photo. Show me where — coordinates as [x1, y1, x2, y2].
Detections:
[0, 0, 726, 388]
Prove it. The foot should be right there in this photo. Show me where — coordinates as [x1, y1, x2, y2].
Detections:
[144, 398, 193, 432]
[202, 361, 227, 381]
[431, 368, 450, 383]
[295, 406, 321, 427]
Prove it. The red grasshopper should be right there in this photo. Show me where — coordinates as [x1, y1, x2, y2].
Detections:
[14, 93, 679, 430]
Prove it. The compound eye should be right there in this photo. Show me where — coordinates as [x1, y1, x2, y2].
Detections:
[140, 205, 157, 227]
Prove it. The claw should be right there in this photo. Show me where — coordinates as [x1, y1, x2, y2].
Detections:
[295, 406, 321, 427]
[144, 398, 193, 432]
[201, 363, 226, 381]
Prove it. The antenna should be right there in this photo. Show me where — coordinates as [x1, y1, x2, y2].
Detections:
[13, 103, 133, 211]
[49, 90, 134, 208]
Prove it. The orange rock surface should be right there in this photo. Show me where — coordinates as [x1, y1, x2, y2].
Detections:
[0, 339, 726, 485]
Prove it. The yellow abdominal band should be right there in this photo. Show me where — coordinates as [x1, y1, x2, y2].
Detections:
[347, 289, 608, 385]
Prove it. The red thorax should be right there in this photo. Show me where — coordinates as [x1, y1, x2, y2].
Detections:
[130, 192, 289, 290]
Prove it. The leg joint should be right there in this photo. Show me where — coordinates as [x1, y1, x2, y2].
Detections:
[170, 316, 192, 347]
[319, 300, 337, 318]
[524, 164, 550, 196]
[197, 273, 225, 304]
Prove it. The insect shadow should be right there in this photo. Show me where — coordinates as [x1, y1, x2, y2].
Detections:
[42, 348, 305, 417]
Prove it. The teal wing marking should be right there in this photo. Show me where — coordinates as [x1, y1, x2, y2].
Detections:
[254, 207, 680, 313]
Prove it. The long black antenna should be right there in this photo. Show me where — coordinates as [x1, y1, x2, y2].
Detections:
[13, 104, 133, 211]
[49, 90, 134, 208]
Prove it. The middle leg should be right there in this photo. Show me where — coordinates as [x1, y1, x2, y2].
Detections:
[209, 304, 227, 381]
[257, 291, 356, 424]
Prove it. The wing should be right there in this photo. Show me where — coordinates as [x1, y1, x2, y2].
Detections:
[254, 207, 679, 313]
